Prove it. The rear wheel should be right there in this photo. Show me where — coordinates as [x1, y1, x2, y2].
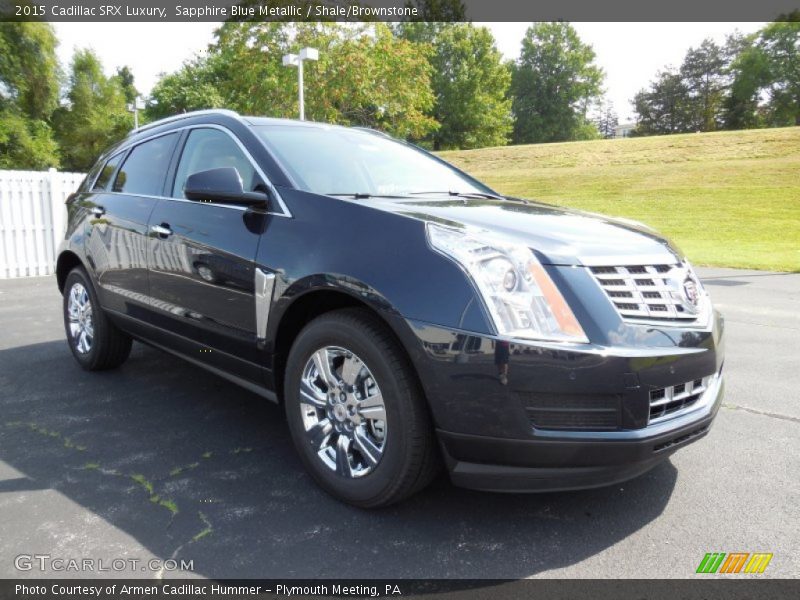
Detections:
[285, 309, 439, 507]
[63, 267, 132, 370]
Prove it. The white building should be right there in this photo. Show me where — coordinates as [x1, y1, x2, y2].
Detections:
[614, 123, 636, 138]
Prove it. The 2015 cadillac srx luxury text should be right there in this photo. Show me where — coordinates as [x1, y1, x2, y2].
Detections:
[56, 110, 725, 507]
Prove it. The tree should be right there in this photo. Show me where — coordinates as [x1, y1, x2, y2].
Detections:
[52, 49, 132, 171]
[593, 99, 618, 139]
[308, 24, 437, 138]
[632, 69, 692, 135]
[0, 22, 60, 168]
[756, 17, 800, 126]
[156, 22, 438, 139]
[680, 39, 726, 131]
[0, 22, 60, 120]
[147, 54, 226, 119]
[0, 109, 60, 169]
[634, 18, 799, 134]
[722, 32, 766, 129]
[113, 65, 139, 105]
[723, 19, 800, 129]
[398, 23, 512, 149]
[510, 22, 604, 144]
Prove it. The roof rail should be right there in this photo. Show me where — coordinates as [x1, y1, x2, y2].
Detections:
[130, 109, 241, 136]
[352, 126, 393, 139]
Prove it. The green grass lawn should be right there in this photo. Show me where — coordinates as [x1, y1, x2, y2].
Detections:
[439, 127, 800, 272]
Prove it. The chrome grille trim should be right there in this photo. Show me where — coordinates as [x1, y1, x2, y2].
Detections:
[588, 262, 710, 325]
[649, 374, 716, 424]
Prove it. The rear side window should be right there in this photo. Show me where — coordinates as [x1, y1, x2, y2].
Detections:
[92, 153, 124, 191]
[113, 133, 178, 196]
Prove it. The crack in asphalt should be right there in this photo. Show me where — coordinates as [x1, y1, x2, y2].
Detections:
[4, 419, 217, 575]
[722, 403, 800, 424]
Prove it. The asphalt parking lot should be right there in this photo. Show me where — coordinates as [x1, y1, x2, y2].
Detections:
[0, 268, 798, 579]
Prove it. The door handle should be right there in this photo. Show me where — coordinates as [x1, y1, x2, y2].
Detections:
[90, 206, 105, 218]
[150, 224, 173, 237]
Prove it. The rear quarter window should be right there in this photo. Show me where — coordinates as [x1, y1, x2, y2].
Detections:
[92, 152, 125, 191]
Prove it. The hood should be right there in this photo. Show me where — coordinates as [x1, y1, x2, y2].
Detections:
[373, 197, 683, 266]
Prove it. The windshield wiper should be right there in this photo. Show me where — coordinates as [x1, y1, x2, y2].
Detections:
[409, 190, 531, 205]
[326, 192, 411, 199]
[409, 190, 506, 200]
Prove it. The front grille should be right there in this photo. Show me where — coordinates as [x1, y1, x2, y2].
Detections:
[589, 263, 706, 324]
[518, 392, 620, 431]
[649, 375, 713, 423]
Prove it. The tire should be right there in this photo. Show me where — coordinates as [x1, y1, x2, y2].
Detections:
[285, 308, 439, 507]
[62, 267, 132, 371]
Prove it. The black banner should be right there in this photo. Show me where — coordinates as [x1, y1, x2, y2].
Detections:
[1, 580, 800, 600]
[1, 0, 799, 22]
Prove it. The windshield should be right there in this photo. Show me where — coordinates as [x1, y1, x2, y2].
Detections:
[255, 125, 489, 197]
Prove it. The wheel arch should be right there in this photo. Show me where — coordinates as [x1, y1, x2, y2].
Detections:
[270, 286, 427, 414]
[56, 250, 84, 293]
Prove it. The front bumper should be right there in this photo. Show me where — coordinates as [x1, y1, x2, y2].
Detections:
[439, 374, 723, 492]
[386, 307, 725, 493]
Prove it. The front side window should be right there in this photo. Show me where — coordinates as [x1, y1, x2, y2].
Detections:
[255, 125, 488, 197]
[113, 133, 178, 196]
[92, 152, 124, 191]
[172, 128, 261, 198]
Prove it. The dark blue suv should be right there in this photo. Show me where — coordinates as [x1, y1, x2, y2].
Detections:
[57, 110, 725, 506]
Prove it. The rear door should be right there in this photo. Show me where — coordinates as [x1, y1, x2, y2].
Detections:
[84, 133, 178, 321]
[146, 126, 269, 380]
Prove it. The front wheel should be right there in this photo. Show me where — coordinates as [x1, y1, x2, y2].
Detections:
[63, 267, 132, 370]
[284, 309, 439, 507]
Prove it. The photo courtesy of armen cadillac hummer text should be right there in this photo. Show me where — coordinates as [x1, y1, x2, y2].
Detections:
[56, 110, 725, 507]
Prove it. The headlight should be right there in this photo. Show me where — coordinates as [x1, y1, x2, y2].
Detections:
[427, 223, 588, 343]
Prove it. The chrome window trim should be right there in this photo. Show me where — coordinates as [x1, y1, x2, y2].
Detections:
[104, 123, 292, 218]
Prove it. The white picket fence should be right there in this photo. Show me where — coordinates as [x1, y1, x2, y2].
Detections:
[0, 169, 85, 279]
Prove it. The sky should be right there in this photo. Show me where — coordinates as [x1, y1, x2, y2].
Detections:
[53, 22, 765, 123]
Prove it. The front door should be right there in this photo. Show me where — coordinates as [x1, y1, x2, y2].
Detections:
[147, 127, 268, 380]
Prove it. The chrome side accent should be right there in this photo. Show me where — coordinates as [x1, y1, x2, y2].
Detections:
[255, 268, 276, 343]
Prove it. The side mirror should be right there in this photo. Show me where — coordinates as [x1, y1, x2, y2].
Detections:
[184, 167, 269, 206]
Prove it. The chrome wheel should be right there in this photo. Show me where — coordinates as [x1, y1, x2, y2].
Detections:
[67, 282, 94, 354]
[299, 346, 387, 478]
[196, 264, 215, 282]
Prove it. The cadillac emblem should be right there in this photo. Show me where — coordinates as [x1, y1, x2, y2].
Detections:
[682, 276, 701, 312]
